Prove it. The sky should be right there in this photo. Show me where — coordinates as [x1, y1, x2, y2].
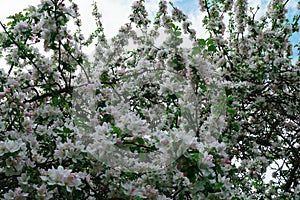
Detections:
[0, 0, 298, 58]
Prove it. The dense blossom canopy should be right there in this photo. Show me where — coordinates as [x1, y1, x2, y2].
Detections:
[0, 0, 299, 199]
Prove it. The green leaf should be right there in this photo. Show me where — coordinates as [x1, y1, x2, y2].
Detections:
[65, 103, 70, 110]
[52, 96, 60, 105]
[139, 153, 147, 162]
[200, 84, 207, 92]
[232, 122, 240, 131]
[63, 127, 71, 133]
[173, 63, 184, 71]
[136, 137, 144, 144]
[227, 95, 234, 103]
[112, 125, 122, 135]
[207, 38, 214, 45]
[170, 22, 175, 29]
[215, 164, 224, 175]
[175, 31, 182, 36]
[232, 197, 243, 200]
[191, 152, 201, 160]
[227, 108, 235, 114]
[61, 186, 68, 198]
[208, 45, 217, 52]
[192, 46, 201, 55]
[214, 182, 223, 190]
[178, 38, 183, 44]
[198, 38, 206, 46]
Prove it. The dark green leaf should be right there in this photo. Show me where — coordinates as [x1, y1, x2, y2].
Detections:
[198, 38, 206, 46]
[227, 108, 235, 114]
[208, 45, 217, 52]
[136, 137, 144, 144]
[207, 38, 214, 45]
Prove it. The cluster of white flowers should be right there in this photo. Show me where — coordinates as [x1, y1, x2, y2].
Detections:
[234, 0, 248, 33]
[0, 139, 26, 156]
[3, 187, 29, 200]
[129, 0, 151, 27]
[267, 0, 287, 20]
[0, 139, 28, 176]
[54, 139, 86, 163]
[12, 21, 29, 34]
[40, 166, 83, 192]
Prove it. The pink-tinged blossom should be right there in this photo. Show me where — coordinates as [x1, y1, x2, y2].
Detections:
[54, 139, 85, 163]
[13, 21, 28, 34]
[267, 0, 287, 20]
[234, 0, 248, 33]
[40, 166, 82, 191]
[0, 139, 26, 156]
[34, 183, 53, 200]
[3, 187, 29, 200]
[0, 92, 5, 99]
[145, 185, 159, 198]
[17, 173, 30, 185]
[200, 152, 215, 168]
[122, 183, 146, 198]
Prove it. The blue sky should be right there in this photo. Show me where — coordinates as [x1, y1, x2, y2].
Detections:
[286, 3, 300, 59]
[172, 0, 199, 14]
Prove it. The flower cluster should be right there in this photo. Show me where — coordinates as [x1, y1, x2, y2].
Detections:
[40, 166, 82, 192]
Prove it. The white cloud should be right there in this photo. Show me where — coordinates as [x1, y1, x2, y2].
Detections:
[0, 0, 137, 38]
[187, 9, 208, 39]
[92, 0, 136, 37]
[0, 0, 40, 22]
